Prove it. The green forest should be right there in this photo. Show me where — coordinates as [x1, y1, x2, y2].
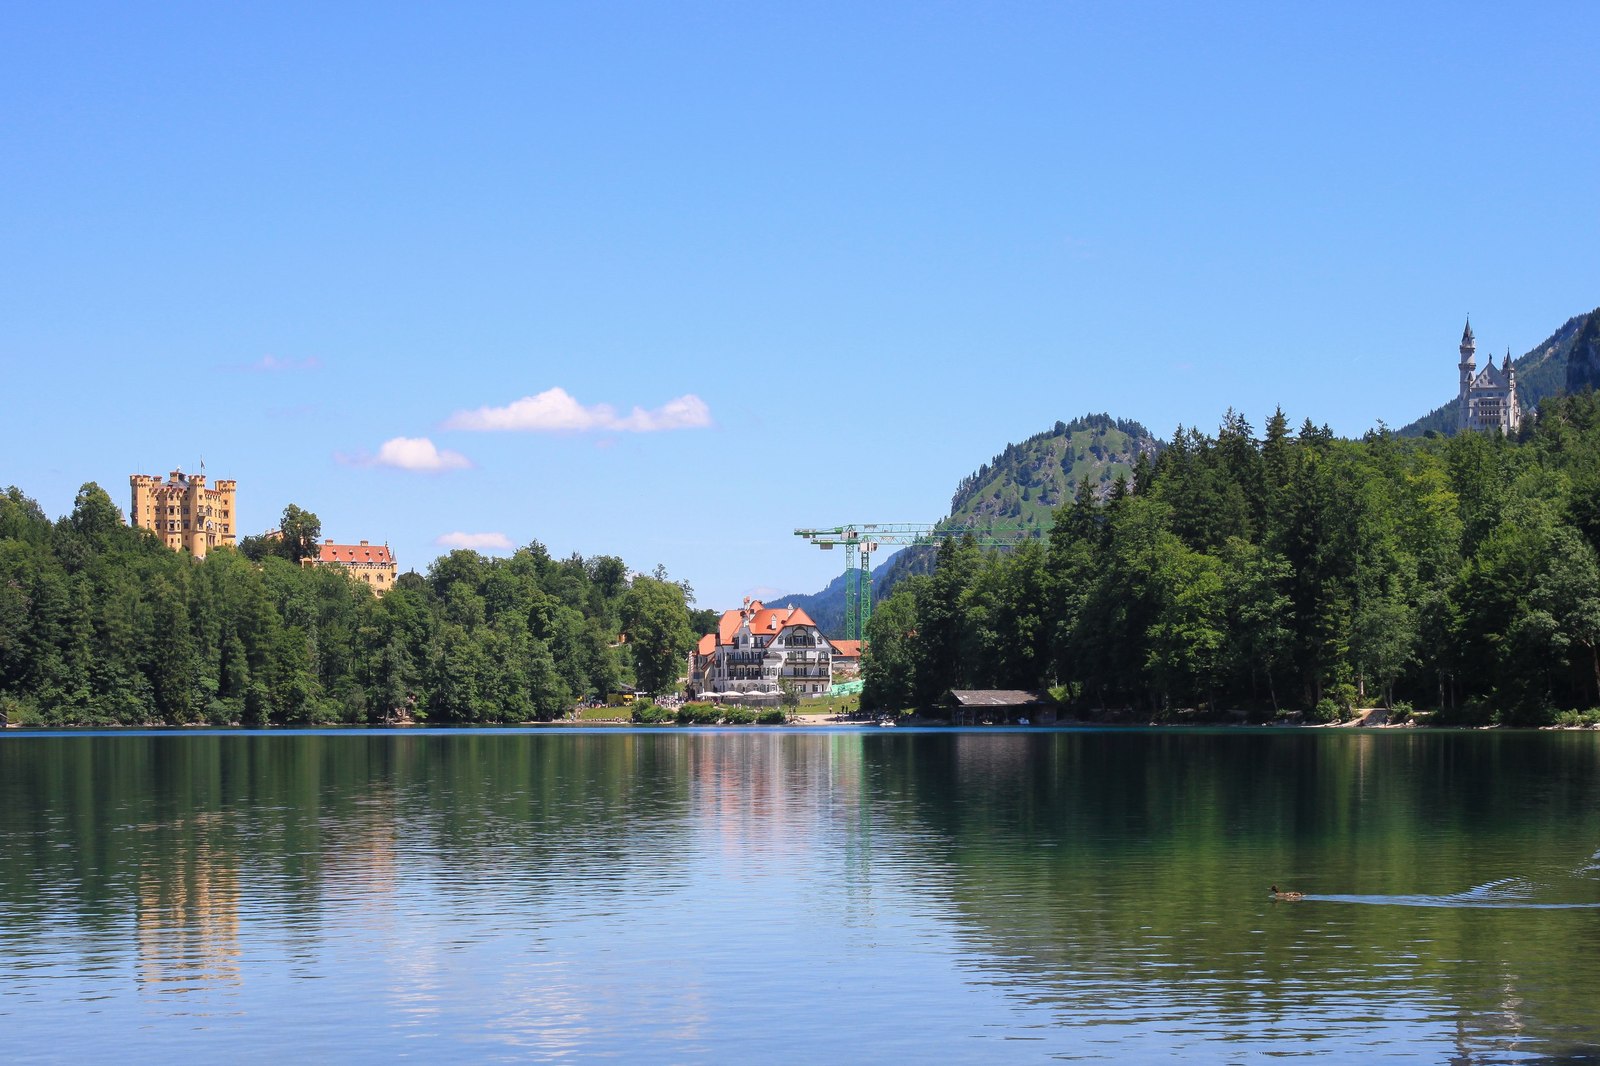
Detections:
[863, 394, 1600, 725]
[0, 487, 699, 726]
[10, 391, 1600, 729]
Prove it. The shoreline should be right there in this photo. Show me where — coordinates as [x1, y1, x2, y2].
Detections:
[5, 713, 1599, 732]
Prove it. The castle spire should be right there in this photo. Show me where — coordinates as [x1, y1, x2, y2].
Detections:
[1503, 347, 1512, 370]
[1458, 319, 1477, 434]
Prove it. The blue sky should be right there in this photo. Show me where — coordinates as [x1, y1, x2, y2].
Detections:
[3, 2, 1597, 610]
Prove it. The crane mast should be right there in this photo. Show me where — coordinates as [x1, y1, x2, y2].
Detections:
[793, 522, 1031, 642]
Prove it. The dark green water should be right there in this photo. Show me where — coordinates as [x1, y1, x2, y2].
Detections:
[2, 728, 1599, 1062]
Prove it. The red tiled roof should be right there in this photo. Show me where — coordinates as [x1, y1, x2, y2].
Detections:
[829, 639, 862, 659]
[753, 605, 818, 633]
[716, 603, 754, 647]
[709, 601, 820, 648]
[696, 633, 716, 657]
[317, 542, 395, 565]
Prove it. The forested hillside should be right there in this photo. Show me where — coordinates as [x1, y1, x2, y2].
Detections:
[864, 398, 1600, 724]
[948, 413, 1160, 525]
[1565, 311, 1600, 395]
[0, 486, 696, 725]
[1399, 311, 1594, 437]
[771, 415, 1163, 637]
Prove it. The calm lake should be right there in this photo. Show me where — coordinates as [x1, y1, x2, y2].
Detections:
[2, 728, 1599, 1062]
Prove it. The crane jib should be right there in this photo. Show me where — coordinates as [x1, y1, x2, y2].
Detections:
[793, 522, 1031, 642]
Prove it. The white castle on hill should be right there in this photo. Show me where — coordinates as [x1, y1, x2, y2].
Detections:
[1457, 318, 1521, 435]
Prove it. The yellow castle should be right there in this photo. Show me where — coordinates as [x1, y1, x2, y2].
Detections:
[129, 469, 237, 558]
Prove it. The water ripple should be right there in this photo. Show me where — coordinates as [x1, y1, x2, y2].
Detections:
[4, 730, 1600, 1062]
[1308, 875, 1600, 909]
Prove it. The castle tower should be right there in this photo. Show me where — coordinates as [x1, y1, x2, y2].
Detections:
[182, 472, 206, 555]
[1504, 348, 1521, 434]
[129, 474, 164, 546]
[1458, 318, 1477, 431]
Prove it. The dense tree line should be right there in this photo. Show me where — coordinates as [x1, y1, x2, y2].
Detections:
[865, 395, 1600, 724]
[0, 488, 695, 725]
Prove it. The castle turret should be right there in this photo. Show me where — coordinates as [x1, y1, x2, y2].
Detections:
[1504, 348, 1521, 434]
[1458, 317, 1477, 431]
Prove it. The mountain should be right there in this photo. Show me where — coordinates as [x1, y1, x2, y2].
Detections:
[1398, 309, 1596, 437]
[767, 414, 1163, 638]
[946, 413, 1158, 524]
[756, 552, 906, 639]
[761, 309, 1600, 636]
[1565, 311, 1600, 395]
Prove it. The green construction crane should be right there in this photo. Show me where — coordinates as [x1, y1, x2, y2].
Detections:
[793, 522, 1032, 642]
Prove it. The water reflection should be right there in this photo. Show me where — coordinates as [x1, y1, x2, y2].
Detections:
[858, 730, 1600, 1062]
[135, 815, 243, 996]
[1, 729, 1599, 1061]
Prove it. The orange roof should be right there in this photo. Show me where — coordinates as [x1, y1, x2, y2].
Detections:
[830, 639, 862, 659]
[317, 541, 395, 565]
[710, 600, 821, 648]
[751, 604, 818, 636]
[696, 633, 716, 657]
[716, 602, 754, 647]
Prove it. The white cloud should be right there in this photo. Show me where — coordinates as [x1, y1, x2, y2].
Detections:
[341, 436, 472, 471]
[237, 354, 321, 373]
[435, 531, 514, 551]
[444, 387, 712, 433]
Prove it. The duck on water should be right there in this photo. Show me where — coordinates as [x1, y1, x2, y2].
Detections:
[1269, 885, 1304, 901]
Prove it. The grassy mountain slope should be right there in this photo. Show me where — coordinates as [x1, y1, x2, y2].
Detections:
[767, 414, 1162, 638]
[946, 413, 1158, 528]
[1398, 311, 1594, 437]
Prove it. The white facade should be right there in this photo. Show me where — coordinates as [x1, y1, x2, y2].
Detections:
[1458, 319, 1522, 435]
[689, 601, 835, 698]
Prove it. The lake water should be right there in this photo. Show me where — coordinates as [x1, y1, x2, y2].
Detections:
[2, 727, 1599, 1062]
